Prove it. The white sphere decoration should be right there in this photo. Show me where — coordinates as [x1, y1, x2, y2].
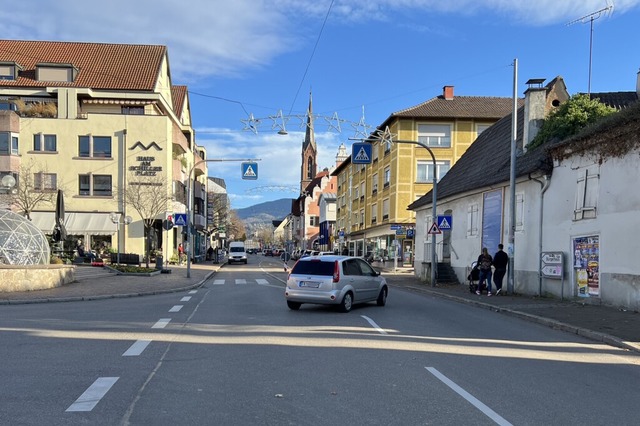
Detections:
[0, 210, 51, 265]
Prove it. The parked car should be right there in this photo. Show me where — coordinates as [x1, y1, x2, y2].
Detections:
[285, 255, 388, 312]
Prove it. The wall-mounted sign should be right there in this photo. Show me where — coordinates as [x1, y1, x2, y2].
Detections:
[129, 156, 163, 176]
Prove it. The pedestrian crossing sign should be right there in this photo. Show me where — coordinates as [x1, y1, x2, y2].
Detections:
[241, 162, 258, 180]
[351, 142, 372, 164]
[437, 215, 452, 230]
[173, 213, 187, 227]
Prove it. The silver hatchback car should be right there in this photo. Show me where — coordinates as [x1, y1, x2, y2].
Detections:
[285, 255, 388, 312]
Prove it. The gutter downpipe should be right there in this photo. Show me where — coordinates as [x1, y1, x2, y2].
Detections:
[531, 174, 551, 296]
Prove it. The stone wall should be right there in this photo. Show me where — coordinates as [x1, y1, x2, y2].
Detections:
[0, 265, 74, 292]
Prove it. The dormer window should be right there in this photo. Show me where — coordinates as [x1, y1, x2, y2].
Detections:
[0, 62, 21, 81]
[36, 62, 78, 83]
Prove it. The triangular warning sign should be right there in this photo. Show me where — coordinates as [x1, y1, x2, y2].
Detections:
[428, 222, 442, 234]
[438, 217, 451, 229]
[243, 165, 257, 177]
[354, 147, 370, 162]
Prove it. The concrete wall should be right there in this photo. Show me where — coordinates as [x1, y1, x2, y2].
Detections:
[0, 265, 74, 292]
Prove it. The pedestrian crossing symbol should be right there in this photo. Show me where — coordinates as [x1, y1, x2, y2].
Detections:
[351, 142, 372, 164]
[241, 162, 258, 180]
[437, 215, 452, 230]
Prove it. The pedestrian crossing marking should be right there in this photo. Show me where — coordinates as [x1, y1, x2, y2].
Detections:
[213, 279, 225, 285]
[256, 279, 269, 285]
[354, 147, 370, 162]
[181, 296, 191, 302]
[210, 278, 282, 286]
[169, 305, 183, 312]
[235, 279, 247, 285]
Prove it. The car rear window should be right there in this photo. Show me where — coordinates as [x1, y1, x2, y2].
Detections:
[291, 260, 335, 276]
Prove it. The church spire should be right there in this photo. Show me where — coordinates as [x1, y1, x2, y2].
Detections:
[300, 90, 317, 192]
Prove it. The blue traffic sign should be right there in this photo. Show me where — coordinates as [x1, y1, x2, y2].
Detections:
[174, 213, 187, 227]
[351, 143, 372, 164]
[241, 162, 258, 180]
[390, 224, 402, 230]
[437, 215, 452, 230]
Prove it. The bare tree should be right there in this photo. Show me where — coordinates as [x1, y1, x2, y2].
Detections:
[0, 159, 58, 220]
[123, 172, 172, 268]
[227, 210, 246, 241]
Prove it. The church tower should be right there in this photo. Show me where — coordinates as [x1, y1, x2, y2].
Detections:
[300, 91, 317, 193]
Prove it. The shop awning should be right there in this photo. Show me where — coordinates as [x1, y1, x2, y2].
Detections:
[31, 212, 117, 235]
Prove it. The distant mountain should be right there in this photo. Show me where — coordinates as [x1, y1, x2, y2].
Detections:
[234, 198, 293, 233]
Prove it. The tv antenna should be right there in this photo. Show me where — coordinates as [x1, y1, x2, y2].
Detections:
[566, 1, 614, 96]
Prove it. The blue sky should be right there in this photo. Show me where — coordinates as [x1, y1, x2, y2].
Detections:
[5, 0, 640, 209]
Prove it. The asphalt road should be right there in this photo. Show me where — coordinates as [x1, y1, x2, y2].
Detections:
[1, 256, 639, 425]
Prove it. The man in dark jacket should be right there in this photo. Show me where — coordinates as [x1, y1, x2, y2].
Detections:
[493, 244, 509, 295]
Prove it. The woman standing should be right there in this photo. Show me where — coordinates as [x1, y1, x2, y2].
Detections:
[476, 247, 493, 296]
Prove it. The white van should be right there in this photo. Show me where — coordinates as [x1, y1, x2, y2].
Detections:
[228, 241, 247, 264]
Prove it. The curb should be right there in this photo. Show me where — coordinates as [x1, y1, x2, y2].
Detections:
[0, 269, 219, 306]
[394, 284, 640, 355]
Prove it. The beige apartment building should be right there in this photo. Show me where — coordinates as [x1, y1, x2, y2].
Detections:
[0, 40, 208, 262]
[332, 86, 517, 264]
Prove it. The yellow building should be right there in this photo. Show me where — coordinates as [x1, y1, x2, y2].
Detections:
[0, 40, 208, 263]
[332, 86, 516, 264]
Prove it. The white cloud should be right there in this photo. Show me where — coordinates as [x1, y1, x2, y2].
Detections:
[5, 0, 639, 84]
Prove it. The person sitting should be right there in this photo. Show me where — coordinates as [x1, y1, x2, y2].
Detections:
[77, 242, 96, 262]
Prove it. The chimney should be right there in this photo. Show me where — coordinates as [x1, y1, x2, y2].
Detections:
[522, 78, 547, 152]
[443, 85, 454, 100]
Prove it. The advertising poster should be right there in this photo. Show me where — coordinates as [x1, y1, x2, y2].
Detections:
[572, 235, 600, 297]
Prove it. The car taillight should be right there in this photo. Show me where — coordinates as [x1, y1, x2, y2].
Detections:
[333, 260, 340, 283]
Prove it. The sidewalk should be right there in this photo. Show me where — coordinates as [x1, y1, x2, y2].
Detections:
[1, 261, 639, 355]
[378, 266, 640, 354]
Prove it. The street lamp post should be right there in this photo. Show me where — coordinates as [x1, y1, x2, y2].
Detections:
[186, 157, 260, 278]
[110, 212, 132, 264]
[393, 140, 438, 287]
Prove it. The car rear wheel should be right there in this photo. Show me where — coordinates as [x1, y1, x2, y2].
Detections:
[287, 301, 301, 310]
[376, 287, 387, 306]
[339, 292, 353, 313]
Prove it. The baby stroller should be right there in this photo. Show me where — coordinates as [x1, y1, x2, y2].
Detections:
[467, 261, 485, 294]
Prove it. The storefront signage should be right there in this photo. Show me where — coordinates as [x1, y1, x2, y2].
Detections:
[129, 156, 163, 176]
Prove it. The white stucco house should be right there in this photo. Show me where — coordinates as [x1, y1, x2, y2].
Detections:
[409, 72, 640, 311]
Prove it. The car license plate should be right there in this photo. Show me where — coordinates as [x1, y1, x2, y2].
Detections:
[299, 281, 320, 288]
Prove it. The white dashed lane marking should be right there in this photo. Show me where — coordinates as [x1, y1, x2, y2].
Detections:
[188, 290, 197, 294]
[152, 318, 171, 329]
[66, 377, 119, 412]
[123, 340, 152, 356]
[180, 296, 192, 302]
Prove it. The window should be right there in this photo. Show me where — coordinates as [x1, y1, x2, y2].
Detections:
[384, 138, 391, 154]
[418, 124, 451, 147]
[309, 216, 320, 227]
[79, 135, 112, 158]
[574, 167, 599, 220]
[307, 157, 313, 179]
[353, 185, 359, 200]
[466, 203, 479, 237]
[360, 182, 365, 200]
[122, 106, 144, 115]
[515, 193, 524, 232]
[33, 134, 57, 152]
[79, 174, 112, 196]
[372, 143, 379, 162]
[372, 173, 378, 194]
[477, 124, 491, 137]
[34, 173, 57, 191]
[417, 160, 450, 182]
[0, 133, 18, 155]
[384, 167, 391, 188]
[382, 198, 389, 220]
[371, 203, 377, 223]
[360, 209, 364, 226]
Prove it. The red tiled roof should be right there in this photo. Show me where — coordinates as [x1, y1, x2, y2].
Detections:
[172, 85, 187, 116]
[0, 40, 166, 91]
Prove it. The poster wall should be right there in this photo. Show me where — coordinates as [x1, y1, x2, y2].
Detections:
[572, 235, 600, 297]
